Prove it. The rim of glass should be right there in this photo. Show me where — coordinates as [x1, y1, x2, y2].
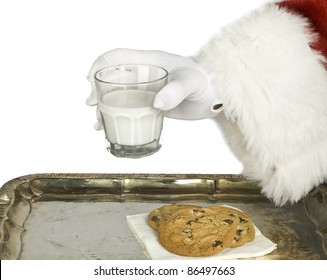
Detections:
[94, 64, 168, 86]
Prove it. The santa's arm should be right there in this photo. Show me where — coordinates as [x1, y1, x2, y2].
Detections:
[195, 0, 327, 205]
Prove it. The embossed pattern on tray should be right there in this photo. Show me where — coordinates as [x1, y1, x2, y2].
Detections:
[0, 173, 326, 260]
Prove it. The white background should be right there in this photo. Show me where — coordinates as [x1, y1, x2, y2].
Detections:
[0, 0, 270, 187]
[0, 0, 323, 276]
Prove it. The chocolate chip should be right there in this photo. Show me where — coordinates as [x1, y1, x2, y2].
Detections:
[192, 209, 206, 214]
[186, 219, 196, 225]
[151, 216, 159, 222]
[236, 229, 244, 235]
[239, 217, 247, 223]
[182, 229, 193, 239]
[212, 240, 223, 247]
[223, 219, 234, 225]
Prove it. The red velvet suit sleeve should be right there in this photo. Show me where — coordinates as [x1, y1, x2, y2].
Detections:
[277, 0, 327, 67]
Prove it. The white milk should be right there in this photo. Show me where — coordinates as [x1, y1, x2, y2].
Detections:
[98, 89, 163, 146]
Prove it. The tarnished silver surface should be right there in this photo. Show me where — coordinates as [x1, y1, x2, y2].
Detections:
[0, 173, 326, 259]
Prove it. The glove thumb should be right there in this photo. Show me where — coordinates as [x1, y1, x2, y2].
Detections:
[153, 67, 207, 111]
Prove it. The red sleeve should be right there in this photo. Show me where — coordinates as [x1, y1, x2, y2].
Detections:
[277, 0, 327, 67]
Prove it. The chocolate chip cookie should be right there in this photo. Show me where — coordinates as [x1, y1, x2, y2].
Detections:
[157, 207, 237, 257]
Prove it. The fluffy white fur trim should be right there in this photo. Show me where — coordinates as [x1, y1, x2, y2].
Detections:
[196, 3, 327, 205]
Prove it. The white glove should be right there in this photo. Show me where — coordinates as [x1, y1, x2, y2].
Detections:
[87, 48, 223, 130]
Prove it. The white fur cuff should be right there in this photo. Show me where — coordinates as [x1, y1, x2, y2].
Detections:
[196, 3, 327, 205]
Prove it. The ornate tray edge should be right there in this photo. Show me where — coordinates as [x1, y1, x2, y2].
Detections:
[0, 173, 326, 259]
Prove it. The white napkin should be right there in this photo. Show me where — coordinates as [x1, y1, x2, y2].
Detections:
[126, 211, 277, 260]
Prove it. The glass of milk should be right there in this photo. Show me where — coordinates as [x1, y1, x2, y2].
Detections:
[94, 64, 168, 158]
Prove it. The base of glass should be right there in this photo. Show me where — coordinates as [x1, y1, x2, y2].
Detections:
[106, 139, 161, 158]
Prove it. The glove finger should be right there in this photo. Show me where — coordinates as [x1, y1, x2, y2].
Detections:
[86, 82, 98, 105]
[94, 107, 104, 130]
[153, 81, 188, 111]
[94, 120, 104, 130]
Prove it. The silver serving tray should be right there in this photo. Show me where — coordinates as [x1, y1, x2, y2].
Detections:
[0, 173, 326, 260]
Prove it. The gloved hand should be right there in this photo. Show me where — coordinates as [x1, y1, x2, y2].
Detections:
[86, 48, 223, 130]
